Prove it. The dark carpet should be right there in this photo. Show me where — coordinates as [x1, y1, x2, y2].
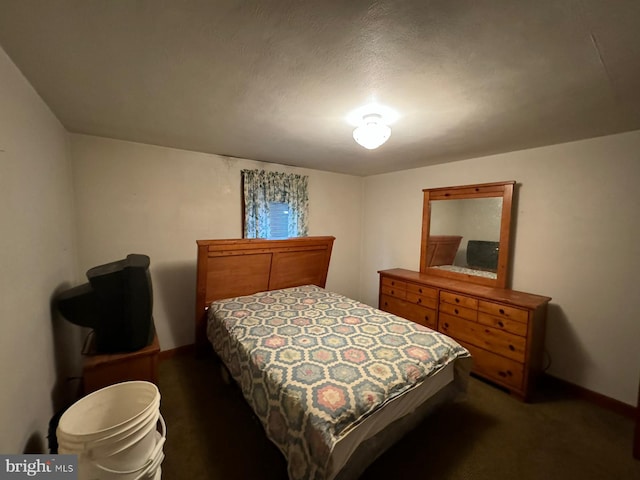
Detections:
[158, 353, 639, 479]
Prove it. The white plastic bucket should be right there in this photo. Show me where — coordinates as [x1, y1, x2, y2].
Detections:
[57, 381, 165, 479]
[59, 411, 160, 468]
[58, 381, 160, 441]
[74, 419, 166, 480]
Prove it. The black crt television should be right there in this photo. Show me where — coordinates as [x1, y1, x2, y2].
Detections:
[466, 240, 500, 272]
[56, 254, 154, 354]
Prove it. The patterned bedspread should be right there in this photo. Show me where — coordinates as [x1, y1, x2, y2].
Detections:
[207, 285, 469, 480]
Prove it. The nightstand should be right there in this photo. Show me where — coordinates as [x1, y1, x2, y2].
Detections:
[82, 333, 160, 395]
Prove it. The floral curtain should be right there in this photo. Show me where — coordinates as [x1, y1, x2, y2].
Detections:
[242, 169, 309, 238]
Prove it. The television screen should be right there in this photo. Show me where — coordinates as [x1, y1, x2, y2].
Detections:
[56, 254, 154, 353]
[466, 240, 500, 272]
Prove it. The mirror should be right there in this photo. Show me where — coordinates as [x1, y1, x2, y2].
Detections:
[420, 181, 515, 288]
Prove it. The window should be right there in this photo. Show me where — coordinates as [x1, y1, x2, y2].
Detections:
[241, 169, 308, 239]
[268, 202, 290, 239]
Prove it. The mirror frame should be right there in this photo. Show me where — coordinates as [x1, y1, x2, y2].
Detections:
[420, 180, 515, 289]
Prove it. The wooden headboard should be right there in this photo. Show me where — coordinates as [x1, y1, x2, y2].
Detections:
[195, 236, 335, 352]
[426, 235, 463, 267]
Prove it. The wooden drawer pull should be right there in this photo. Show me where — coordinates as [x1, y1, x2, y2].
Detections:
[390, 290, 395, 295]
[455, 298, 460, 303]
[391, 281, 395, 286]
[497, 321, 504, 328]
[499, 308, 505, 315]
[443, 322, 449, 329]
[509, 345, 515, 351]
[384, 301, 388, 307]
[418, 288, 423, 293]
[424, 315, 430, 321]
[417, 298, 422, 304]
[454, 308, 459, 314]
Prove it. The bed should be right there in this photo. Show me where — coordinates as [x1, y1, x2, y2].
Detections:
[195, 237, 471, 480]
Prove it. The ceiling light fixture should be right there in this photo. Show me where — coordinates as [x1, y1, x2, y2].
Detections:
[353, 114, 391, 150]
[347, 102, 398, 150]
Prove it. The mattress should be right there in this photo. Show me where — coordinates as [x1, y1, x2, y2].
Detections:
[433, 264, 498, 279]
[207, 285, 470, 480]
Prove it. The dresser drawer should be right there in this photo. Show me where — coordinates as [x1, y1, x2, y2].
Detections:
[440, 313, 526, 363]
[379, 295, 436, 329]
[440, 291, 478, 309]
[380, 294, 404, 315]
[381, 277, 407, 290]
[478, 312, 528, 337]
[439, 302, 477, 322]
[477, 324, 526, 363]
[398, 303, 437, 330]
[381, 284, 406, 299]
[405, 283, 437, 298]
[478, 300, 528, 323]
[406, 292, 437, 310]
[438, 313, 477, 344]
[460, 341, 524, 391]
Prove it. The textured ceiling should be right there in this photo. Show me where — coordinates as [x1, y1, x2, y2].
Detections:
[1, 0, 639, 176]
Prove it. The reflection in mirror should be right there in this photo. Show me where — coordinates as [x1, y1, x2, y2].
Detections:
[420, 181, 515, 289]
[429, 197, 503, 279]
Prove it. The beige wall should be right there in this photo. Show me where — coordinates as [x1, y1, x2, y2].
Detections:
[361, 130, 640, 405]
[0, 47, 78, 452]
[70, 135, 363, 351]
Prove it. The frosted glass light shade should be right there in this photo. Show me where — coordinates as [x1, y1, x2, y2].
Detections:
[352, 114, 392, 149]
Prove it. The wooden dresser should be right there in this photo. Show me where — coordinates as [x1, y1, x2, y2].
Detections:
[379, 268, 551, 401]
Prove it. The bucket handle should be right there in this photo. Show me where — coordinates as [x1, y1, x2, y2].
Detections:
[92, 414, 166, 479]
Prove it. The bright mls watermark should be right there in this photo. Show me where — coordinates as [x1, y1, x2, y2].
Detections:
[0, 455, 77, 479]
